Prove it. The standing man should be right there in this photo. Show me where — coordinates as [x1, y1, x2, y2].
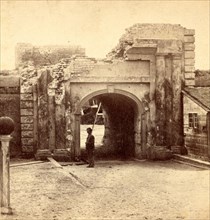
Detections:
[85, 127, 95, 168]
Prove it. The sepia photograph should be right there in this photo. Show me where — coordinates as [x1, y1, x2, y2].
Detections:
[0, 0, 210, 219]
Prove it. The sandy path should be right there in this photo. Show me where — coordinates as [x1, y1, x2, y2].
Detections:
[1, 160, 209, 220]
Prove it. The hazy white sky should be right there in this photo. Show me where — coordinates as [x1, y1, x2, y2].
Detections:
[1, 0, 209, 70]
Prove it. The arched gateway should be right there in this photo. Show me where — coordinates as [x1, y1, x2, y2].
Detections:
[18, 24, 195, 160]
[74, 89, 144, 159]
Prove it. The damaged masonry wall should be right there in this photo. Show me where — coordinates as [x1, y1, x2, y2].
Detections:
[1, 23, 196, 160]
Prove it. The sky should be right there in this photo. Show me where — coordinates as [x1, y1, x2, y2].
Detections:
[0, 0, 209, 70]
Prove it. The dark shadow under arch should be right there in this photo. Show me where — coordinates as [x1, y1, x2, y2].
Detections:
[75, 89, 144, 115]
[73, 89, 145, 160]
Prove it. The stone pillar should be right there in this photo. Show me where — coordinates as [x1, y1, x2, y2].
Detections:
[165, 56, 173, 147]
[184, 29, 195, 86]
[48, 93, 56, 153]
[172, 54, 183, 147]
[155, 54, 166, 146]
[20, 82, 34, 155]
[0, 135, 12, 214]
[149, 56, 156, 129]
[33, 84, 38, 154]
[53, 82, 65, 148]
[141, 113, 147, 158]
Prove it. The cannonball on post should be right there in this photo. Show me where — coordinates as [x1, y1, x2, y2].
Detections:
[0, 116, 15, 135]
[0, 116, 14, 215]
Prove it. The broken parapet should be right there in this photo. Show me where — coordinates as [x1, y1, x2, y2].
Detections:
[15, 43, 85, 68]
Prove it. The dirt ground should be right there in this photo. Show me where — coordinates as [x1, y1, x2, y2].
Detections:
[1, 159, 209, 220]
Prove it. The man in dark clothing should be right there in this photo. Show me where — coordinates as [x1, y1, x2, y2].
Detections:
[85, 127, 95, 168]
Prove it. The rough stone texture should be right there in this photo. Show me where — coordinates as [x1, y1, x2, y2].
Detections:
[55, 103, 66, 149]
[184, 43, 195, 51]
[20, 75, 35, 155]
[183, 92, 209, 160]
[0, 76, 20, 87]
[20, 109, 33, 116]
[21, 124, 33, 130]
[155, 55, 166, 146]
[48, 95, 56, 152]
[185, 72, 195, 79]
[185, 134, 208, 161]
[107, 24, 186, 60]
[21, 131, 33, 138]
[185, 79, 195, 86]
[20, 101, 33, 108]
[20, 116, 33, 124]
[21, 138, 34, 145]
[184, 28, 195, 35]
[20, 85, 33, 93]
[0, 77, 21, 156]
[6, 24, 197, 161]
[21, 145, 34, 153]
[164, 57, 173, 147]
[185, 59, 195, 66]
[185, 66, 195, 72]
[15, 43, 85, 68]
[172, 55, 183, 147]
[37, 71, 50, 150]
[184, 36, 195, 43]
[184, 51, 195, 59]
[20, 94, 33, 101]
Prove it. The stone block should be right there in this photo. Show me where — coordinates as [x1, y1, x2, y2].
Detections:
[20, 101, 33, 108]
[185, 59, 195, 66]
[22, 145, 34, 153]
[184, 29, 195, 36]
[35, 149, 52, 160]
[184, 36, 195, 43]
[185, 72, 195, 79]
[184, 43, 195, 51]
[20, 85, 33, 93]
[21, 109, 33, 116]
[0, 76, 20, 87]
[21, 123, 34, 130]
[185, 79, 195, 86]
[20, 94, 33, 100]
[0, 87, 6, 93]
[21, 116, 33, 124]
[21, 131, 33, 138]
[184, 51, 195, 59]
[185, 65, 195, 72]
[0, 87, 19, 94]
[171, 145, 181, 154]
[153, 147, 173, 160]
[21, 138, 34, 145]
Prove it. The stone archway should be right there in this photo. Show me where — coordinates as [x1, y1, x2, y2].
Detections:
[73, 89, 145, 160]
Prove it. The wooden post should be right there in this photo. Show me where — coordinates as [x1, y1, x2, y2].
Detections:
[0, 135, 12, 214]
